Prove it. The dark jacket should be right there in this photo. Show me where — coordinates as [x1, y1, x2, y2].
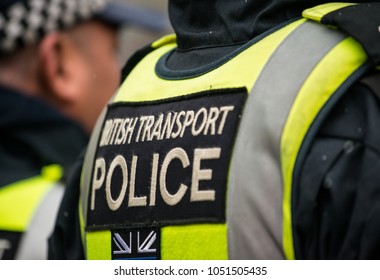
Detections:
[0, 85, 88, 259]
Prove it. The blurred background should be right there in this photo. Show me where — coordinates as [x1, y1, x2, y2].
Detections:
[116, 0, 172, 65]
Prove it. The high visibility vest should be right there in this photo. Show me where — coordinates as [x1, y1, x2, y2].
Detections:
[80, 3, 373, 259]
[0, 165, 63, 259]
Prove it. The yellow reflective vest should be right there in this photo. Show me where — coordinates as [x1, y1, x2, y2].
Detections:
[80, 3, 371, 259]
[0, 165, 63, 259]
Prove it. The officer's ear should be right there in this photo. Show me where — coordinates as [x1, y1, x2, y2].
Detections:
[37, 31, 86, 105]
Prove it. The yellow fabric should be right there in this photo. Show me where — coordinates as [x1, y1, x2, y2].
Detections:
[0, 164, 62, 231]
[85, 19, 305, 260]
[105, 20, 303, 261]
[281, 37, 367, 260]
[40, 164, 62, 181]
[302, 2, 356, 22]
[114, 19, 305, 103]
[161, 224, 228, 260]
[78, 197, 87, 258]
[85, 8, 367, 260]
[151, 34, 176, 49]
[86, 230, 111, 260]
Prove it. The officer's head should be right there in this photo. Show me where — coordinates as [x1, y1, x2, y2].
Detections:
[0, 0, 162, 134]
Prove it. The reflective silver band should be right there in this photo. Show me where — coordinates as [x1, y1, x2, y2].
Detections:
[16, 182, 64, 259]
[227, 20, 346, 259]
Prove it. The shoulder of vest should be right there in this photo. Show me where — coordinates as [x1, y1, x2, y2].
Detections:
[303, 2, 380, 65]
[0, 164, 62, 233]
[120, 34, 177, 82]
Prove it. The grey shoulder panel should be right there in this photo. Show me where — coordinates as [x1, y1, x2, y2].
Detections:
[16, 183, 64, 260]
[227, 20, 346, 259]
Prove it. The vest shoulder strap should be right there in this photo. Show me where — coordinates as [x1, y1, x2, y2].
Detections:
[120, 34, 176, 82]
[303, 3, 380, 65]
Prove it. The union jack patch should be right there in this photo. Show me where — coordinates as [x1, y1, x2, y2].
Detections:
[111, 228, 160, 260]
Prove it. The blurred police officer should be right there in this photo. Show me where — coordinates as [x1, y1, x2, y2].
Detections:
[0, 0, 166, 260]
[50, 0, 380, 259]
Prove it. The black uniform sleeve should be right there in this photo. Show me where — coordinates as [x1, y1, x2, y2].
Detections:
[293, 76, 380, 259]
[48, 151, 85, 260]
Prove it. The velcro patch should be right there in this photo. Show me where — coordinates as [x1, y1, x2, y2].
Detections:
[87, 88, 247, 229]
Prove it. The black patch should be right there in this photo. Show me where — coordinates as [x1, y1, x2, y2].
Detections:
[321, 3, 380, 65]
[0, 230, 22, 260]
[87, 88, 247, 229]
[112, 228, 160, 260]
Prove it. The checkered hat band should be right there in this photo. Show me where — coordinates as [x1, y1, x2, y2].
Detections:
[0, 0, 107, 53]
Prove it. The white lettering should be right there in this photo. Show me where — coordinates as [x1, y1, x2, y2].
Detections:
[136, 116, 148, 142]
[142, 116, 155, 142]
[115, 118, 128, 145]
[171, 111, 185, 139]
[204, 107, 219, 135]
[191, 148, 220, 202]
[106, 155, 128, 211]
[192, 108, 207, 136]
[161, 112, 177, 139]
[151, 114, 164, 141]
[123, 117, 138, 144]
[160, 147, 189, 206]
[217, 106, 234, 135]
[180, 110, 195, 137]
[100, 104, 235, 147]
[100, 120, 113, 146]
[128, 156, 147, 207]
[109, 119, 122, 144]
[91, 147, 224, 210]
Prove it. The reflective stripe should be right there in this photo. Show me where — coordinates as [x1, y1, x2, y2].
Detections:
[15, 182, 64, 259]
[81, 7, 368, 260]
[281, 36, 367, 259]
[0, 165, 62, 259]
[227, 20, 347, 259]
[302, 2, 356, 22]
[0, 165, 62, 231]
[0, 179, 52, 231]
[82, 19, 305, 260]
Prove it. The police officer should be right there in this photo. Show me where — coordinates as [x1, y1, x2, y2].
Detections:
[0, 0, 167, 260]
[49, 0, 380, 259]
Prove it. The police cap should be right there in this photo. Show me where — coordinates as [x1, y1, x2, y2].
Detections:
[0, 0, 167, 53]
